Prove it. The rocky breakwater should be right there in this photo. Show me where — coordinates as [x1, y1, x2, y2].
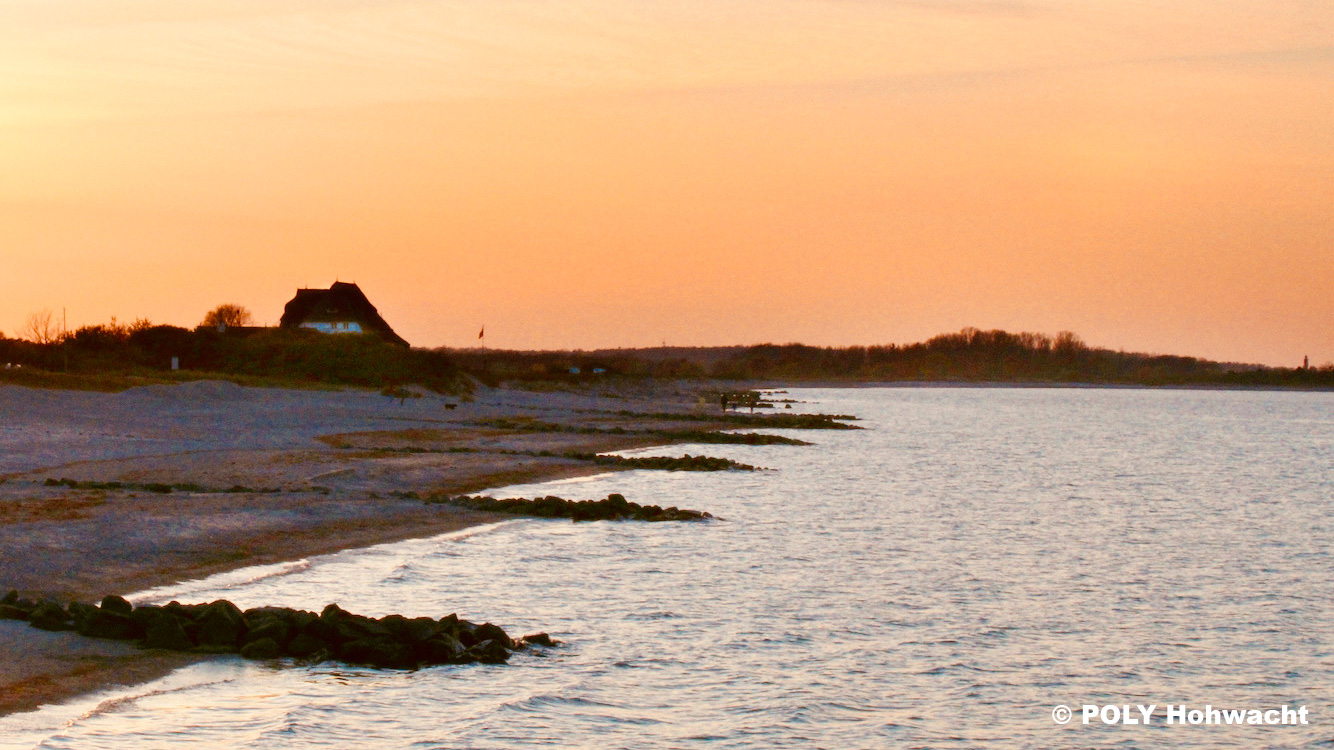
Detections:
[440, 492, 714, 522]
[1, 590, 555, 670]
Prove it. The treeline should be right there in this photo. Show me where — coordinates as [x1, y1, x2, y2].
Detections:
[704, 329, 1332, 386]
[449, 328, 1333, 388]
[3, 323, 1328, 390]
[0, 322, 461, 392]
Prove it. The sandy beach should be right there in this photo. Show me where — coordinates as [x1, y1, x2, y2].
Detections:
[0, 378, 728, 715]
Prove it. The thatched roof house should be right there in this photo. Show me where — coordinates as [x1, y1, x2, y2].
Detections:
[279, 282, 409, 347]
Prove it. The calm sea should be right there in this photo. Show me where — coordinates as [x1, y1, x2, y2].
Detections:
[3, 387, 1331, 749]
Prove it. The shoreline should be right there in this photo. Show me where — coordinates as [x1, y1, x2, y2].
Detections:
[0, 380, 742, 717]
[748, 378, 1334, 392]
[0, 460, 640, 718]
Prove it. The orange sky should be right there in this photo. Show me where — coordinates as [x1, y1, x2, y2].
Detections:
[1, 1, 1330, 366]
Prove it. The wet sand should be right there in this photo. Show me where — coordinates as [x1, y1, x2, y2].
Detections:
[0, 379, 727, 716]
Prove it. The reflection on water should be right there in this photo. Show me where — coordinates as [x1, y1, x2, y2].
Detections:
[4, 388, 1331, 749]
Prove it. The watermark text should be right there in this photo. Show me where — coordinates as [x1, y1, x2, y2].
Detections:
[1050, 704, 1309, 727]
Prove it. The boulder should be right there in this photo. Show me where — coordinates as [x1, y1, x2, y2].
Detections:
[0, 604, 30, 621]
[465, 639, 511, 664]
[473, 622, 512, 649]
[520, 632, 559, 648]
[333, 613, 392, 644]
[77, 610, 143, 640]
[194, 600, 248, 650]
[28, 600, 73, 631]
[128, 604, 166, 629]
[244, 618, 292, 649]
[417, 634, 465, 664]
[143, 615, 195, 651]
[239, 637, 283, 660]
[381, 615, 438, 646]
[99, 595, 134, 616]
[162, 601, 207, 624]
[455, 620, 480, 648]
[340, 638, 417, 670]
[286, 632, 328, 658]
[68, 601, 100, 630]
[288, 609, 318, 629]
[301, 617, 342, 647]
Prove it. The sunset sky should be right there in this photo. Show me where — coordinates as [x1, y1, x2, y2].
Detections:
[1, 1, 1330, 365]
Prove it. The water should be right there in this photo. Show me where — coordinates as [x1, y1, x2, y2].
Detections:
[3, 387, 1331, 749]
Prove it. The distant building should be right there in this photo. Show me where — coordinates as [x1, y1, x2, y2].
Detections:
[279, 282, 409, 347]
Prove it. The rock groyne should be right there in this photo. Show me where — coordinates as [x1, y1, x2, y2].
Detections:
[1, 591, 554, 670]
[439, 492, 714, 522]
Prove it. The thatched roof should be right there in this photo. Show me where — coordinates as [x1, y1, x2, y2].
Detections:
[279, 282, 408, 347]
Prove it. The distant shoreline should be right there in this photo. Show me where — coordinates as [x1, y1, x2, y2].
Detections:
[753, 379, 1334, 392]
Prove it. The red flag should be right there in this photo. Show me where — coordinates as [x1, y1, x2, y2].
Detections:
[478, 325, 485, 340]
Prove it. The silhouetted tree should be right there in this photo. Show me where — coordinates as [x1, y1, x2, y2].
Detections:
[22, 309, 62, 344]
[201, 304, 254, 329]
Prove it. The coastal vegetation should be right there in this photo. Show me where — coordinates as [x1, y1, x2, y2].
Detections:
[452, 329, 1333, 388]
[0, 321, 462, 392]
[2, 320, 1329, 390]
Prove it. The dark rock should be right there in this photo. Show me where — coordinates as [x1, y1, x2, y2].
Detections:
[244, 618, 292, 649]
[520, 632, 558, 647]
[286, 632, 328, 658]
[455, 620, 480, 648]
[69, 601, 100, 630]
[285, 609, 318, 632]
[100, 595, 134, 616]
[78, 610, 143, 640]
[239, 637, 283, 660]
[473, 622, 511, 649]
[128, 604, 167, 629]
[195, 600, 248, 649]
[340, 637, 417, 670]
[320, 603, 346, 621]
[28, 600, 74, 631]
[163, 601, 207, 622]
[417, 634, 465, 664]
[301, 616, 342, 647]
[380, 614, 438, 646]
[465, 639, 511, 664]
[0, 604, 30, 621]
[243, 606, 299, 628]
[333, 613, 391, 644]
[143, 615, 195, 651]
